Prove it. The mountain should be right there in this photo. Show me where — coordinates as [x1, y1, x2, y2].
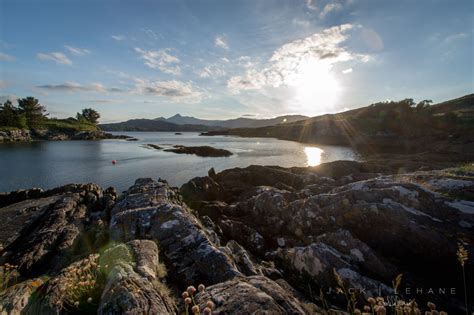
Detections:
[99, 119, 222, 132]
[100, 114, 309, 131]
[155, 114, 309, 128]
[203, 94, 474, 155]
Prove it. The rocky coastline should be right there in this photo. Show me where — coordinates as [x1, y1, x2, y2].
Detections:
[0, 128, 134, 143]
[0, 160, 472, 314]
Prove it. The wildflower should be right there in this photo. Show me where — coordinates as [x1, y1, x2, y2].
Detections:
[367, 297, 376, 305]
[427, 302, 436, 310]
[203, 307, 212, 315]
[187, 286, 196, 295]
[354, 309, 361, 314]
[87, 297, 93, 303]
[206, 301, 214, 309]
[74, 301, 80, 307]
[30, 280, 42, 288]
[191, 305, 200, 314]
[198, 284, 205, 292]
[363, 305, 371, 311]
[182, 291, 189, 299]
[184, 297, 192, 305]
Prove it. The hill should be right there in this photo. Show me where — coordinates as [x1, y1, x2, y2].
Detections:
[202, 94, 474, 155]
[99, 114, 309, 131]
[99, 119, 221, 132]
[156, 114, 309, 128]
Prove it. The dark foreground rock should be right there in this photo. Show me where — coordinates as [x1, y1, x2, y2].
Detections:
[165, 145, 233, 157]
[0, 160, 472, 314]
[182, 162, 474, 313]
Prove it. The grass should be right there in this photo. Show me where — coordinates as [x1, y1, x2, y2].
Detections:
[451, 163, 474, 175]
[0, 263, 20, 291]
[41, 118, 98, 133]
[0, 119, 98, 133]
[50, 254, 106, 313]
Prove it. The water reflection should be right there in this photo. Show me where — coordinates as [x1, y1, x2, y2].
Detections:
[0, 132, 356, 192]
[304, 147, 324, 166]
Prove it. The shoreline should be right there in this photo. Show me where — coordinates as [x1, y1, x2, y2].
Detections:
[0, 128, 134, 143]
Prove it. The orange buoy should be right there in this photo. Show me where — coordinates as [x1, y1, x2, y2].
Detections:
[112, 160, 117, 165]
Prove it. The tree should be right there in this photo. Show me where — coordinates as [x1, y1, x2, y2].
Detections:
[17, 97, 47, 127]
[416, 99, 433, 110]
[78, 108, 100, 124]
[0, 100, 27, 128]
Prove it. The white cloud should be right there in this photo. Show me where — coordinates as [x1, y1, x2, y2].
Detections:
[227, 69, 266, 93]
[141, 28, 162, 40]
[197, 64, 226, 78]
[292, 18, 311, 28]
[133, 79, 203, 103]
[37, 82, 122, 93]
[111, 35, 126, 41]
[306, 0, 318, 10]
[134, 47, 181, 75]
[444, 32, 468, 43]
[215, 36, 229, 50]
[64, 45, 90, 56]
[0, 52, 15, 61]
[319, 2, 343, 19]
[342, 68, 353, 74]
[227, 24, 370, 93]
[37, 52, 72, 65]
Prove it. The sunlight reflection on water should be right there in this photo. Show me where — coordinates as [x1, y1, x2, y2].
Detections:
[304, 147, 324, 166]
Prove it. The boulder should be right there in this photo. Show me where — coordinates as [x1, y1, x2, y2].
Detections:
[109, 178, 242, 286]
[194, 275, 308, 314]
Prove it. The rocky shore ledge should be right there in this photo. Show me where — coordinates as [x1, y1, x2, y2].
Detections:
[0, 129, 134, 143]
[0, 161, 472, 314]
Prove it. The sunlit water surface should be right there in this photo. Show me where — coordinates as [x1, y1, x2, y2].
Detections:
[0, 132, 359, 193]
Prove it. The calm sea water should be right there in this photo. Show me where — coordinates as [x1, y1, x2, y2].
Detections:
[0, 132, 358, 193]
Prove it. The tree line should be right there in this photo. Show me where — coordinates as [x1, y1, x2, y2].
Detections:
[0, 97, 100, 129]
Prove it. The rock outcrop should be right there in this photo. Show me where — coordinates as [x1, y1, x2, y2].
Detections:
[109, 178, 243, 286]
[181, 163, 474, 313]
[164, 145, 233, 157]
[0, 161, 472, 314]
[0, 129, 31, 142]
[0, 128, 133, 143]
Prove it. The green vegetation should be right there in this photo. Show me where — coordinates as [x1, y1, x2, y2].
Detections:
[0, 100, 27, 129]
[76, 108, 100, 124]
[0, 96, 101, 133]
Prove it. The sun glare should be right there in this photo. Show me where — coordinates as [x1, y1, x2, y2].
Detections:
[292, 59, 340, 115]
[304, 147, 324, 166]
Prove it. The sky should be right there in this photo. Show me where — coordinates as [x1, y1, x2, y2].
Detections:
[0, 0, 472, 122]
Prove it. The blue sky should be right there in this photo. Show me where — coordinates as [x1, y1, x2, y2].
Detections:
[0, 0, 472, 122]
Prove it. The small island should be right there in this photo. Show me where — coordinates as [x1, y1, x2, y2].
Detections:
[0, 97, 132, 142]
[143, 143, 163, 150]
[164, 145, 233, 157]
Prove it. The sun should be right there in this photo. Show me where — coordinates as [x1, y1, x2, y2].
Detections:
[291, 59, 341, 115]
